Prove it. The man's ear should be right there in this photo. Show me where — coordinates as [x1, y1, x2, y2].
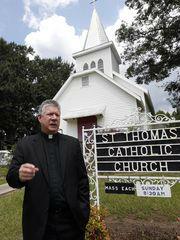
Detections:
[37, 115, 41, 123]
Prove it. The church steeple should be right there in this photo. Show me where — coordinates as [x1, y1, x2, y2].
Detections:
[83, 9, 109, 50]
[73, 8, 121, 77]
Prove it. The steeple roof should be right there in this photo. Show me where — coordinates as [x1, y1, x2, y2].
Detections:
[83, 9, 109, 50]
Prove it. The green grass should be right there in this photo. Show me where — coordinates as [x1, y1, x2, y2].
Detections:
[0, 166, 8, 178]
[0, 190, 23, 240]
[99, 179, 180, 221]
[0, 179, 180, 240]
[0, 166, 8, 185]
[0, 178, 7, 185]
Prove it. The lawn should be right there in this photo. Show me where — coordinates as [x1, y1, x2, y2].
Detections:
[0, 179, 180, 240]
[0, 166, 8, 185]
[0, 190, 23, 240]
[99, 179, 180, 221]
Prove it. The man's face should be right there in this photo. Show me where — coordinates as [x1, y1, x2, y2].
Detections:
[38, 105, 60, 134]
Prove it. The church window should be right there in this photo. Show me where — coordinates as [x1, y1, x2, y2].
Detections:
[82, 76, 89, 87]
[83, 63, 89, 71]
[90, 61, 96, 68]
[98, 59, 104, 72]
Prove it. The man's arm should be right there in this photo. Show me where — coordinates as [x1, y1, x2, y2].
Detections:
[6, 140, 38, 189]
[6, 140, 26, 188]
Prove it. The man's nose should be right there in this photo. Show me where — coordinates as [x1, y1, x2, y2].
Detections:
[51, 114, 58, 119]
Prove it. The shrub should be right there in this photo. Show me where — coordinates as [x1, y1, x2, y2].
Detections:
[85, 206, 110, 240]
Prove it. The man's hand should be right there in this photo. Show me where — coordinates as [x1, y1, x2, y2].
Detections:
[19, 163, 39, 182]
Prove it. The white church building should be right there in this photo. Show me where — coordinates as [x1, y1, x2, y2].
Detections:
[54, 9, 154, 141]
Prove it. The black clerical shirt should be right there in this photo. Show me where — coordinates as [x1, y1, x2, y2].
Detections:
[41, 132, 67, 210]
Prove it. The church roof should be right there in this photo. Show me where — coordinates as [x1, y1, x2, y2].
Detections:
[73, 41, 121, 64]
[83, 8, 109, 50]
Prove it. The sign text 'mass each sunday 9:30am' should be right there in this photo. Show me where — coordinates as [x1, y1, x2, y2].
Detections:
[96, 127, 180, 172]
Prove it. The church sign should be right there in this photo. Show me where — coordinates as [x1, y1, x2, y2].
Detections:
[96, 127, 180, 172]
[83, 112, 180, 206]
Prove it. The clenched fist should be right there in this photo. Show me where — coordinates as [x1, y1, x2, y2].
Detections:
[19, 163, 39, 182]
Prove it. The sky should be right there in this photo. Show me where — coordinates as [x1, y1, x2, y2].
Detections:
[0, 0, 174, 113]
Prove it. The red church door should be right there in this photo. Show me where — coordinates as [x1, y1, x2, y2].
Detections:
[77, 116, 97, 142]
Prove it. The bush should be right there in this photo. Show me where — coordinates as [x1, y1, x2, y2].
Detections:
[86, 206, 110, 240]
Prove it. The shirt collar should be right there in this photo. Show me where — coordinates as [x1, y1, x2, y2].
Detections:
[40, 131, 59, 141]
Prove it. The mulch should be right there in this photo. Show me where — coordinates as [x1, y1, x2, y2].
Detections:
[105, 215, 180, 240]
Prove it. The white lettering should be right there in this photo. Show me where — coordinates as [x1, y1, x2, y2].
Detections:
[159, 162, 168, 171]
[131, 162, 138, 172]
[114, 162, 121, 171]
[150, 162, 158, 171]
[150, 129, 159, 140]
[169, 128, 177, 139]
[113, 161, 169, 172]
[141, 162, 148, 171]
[116, 147, 123, 156]
[132, 131, 139, 141]
[110, 133, 116, 142]
[164, 145, 172, 155]
[140, 146, 148, 155]
[123, 146, 129, 156]
[102, 134, 108, 143]
[161, 129, 168, 139]
[123, 162, 131, 171]
[108, 147, 115, 156]
[142, 131, 149, 140]
[131, 146, 138, 156]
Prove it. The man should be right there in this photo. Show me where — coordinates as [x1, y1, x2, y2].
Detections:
[6, 99, 90, 240]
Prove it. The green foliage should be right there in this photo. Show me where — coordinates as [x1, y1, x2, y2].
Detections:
[155, 110, 172, 119]
[32, 56, 74, 103]
[171, 110, 180, 120]
[165, 74, 180, 110]
[0, 38, 35, 147]
[156, 109, 180, 120]
[116, 0, 180, 109]
[0, 38, 74, 148]
[85, 206, 110, 240]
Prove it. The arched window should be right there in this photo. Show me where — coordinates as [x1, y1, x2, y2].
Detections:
[90, 61, 96, 69]
[83, 63, 88, 71]
[98, 59, 104, 72]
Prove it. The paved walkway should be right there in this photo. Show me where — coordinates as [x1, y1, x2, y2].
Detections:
[0, 183, 15, 196]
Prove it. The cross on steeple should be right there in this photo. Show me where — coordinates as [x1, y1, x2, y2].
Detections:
[90, 0, 97, 8]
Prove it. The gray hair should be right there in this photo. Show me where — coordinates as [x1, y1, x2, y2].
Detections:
[38, 99, 61, 116]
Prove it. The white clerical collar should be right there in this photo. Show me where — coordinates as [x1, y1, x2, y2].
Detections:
[48, 134, 53, 139]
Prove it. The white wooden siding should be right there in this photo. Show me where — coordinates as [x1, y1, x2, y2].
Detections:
[75, 47, 113, 77]
[57, 72, 137, 136]
[111, 52, 119, 73]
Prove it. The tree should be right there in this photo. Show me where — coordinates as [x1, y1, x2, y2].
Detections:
[116, 0, 180, 109]
[156, 109, 180, 121]
[0, 38, 36, 147]
[0, 38, 74, 148]
[32, 56, 74, 104]
[171, 110, 180, 120]
[155, 110, 171, 118]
